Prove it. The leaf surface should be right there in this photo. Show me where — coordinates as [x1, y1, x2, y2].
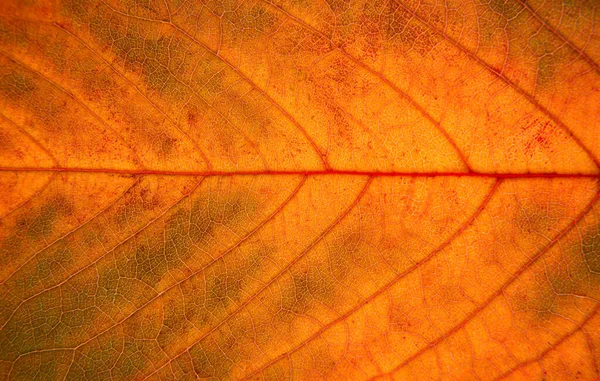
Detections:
[0, 0, 599, 380]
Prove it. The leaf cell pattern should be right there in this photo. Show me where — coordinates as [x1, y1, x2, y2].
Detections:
[0, 0, 599, 380]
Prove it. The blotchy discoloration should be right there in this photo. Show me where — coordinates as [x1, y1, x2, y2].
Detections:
[0, 173, 136, 285]
[0, 17, 212, 171]
[57, 0, 329, 171]
[0, 71, 35, 99]
[516, 219, 600, 323]
[0, 0, 599, 379]
[0, 175, 299, 378]
[0, 56, 143, 169]
[170, 0, 599, 173]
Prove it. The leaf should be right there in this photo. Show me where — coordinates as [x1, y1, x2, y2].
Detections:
[0, 0, 599, 379]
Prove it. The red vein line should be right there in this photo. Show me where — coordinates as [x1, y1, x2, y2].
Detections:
[376, 184, 600, 379]
[52, 22, 214, 171]
[94, 0, 329, 171]
[168, 23, 331, 171]
[494, 303, 600, 380]
[0, 113, 59, 220]
[143, 176, 374, 380]
[514, 0, 600, 75]
[0, 166, 598, 178]
[0, 49, 147, 170]
[260, 0, 472, 172]
[585, 325, 600, 378]
[243, 178, 500, 380]
[389, 0, 600, 170]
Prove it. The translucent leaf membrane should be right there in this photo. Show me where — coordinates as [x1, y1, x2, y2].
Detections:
[0, 0, 599, 380]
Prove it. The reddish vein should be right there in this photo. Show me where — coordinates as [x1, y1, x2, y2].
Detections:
[0, 166, 599, 178]
[376, 186, 600, 379]
[243, 178, 500, 380]
[389, 0, 600, 170]
[143, 176, 374, 379]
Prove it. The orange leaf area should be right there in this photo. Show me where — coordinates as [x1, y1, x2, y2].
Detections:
[0, 0, 599, 379]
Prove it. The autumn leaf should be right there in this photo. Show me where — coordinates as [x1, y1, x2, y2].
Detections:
[0, 0, 599, 379]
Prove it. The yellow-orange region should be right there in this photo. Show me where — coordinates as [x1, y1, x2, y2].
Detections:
[0, 0, 599, 380]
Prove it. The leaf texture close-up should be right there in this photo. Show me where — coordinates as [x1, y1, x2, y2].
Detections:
[0, 0, 599, 380]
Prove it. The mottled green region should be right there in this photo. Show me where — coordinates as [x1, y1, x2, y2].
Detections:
[166, 355, 200, 381]
[3, 184, 146, 317]
[9, 349, 73, 381]
[225, 4, 279, 40]
[0, 287, 62, 361]
[80, 69, 117, 102]
[23, 195, 74, 239]
[28, 243, 74, 291]
[312, 344, 337, 377]
[155, 289, 188, 348]
[64, 0, 278, 144]
[83, 10, 186, 98]
[123, 0, 161, 16]
[203, 265, 244, 315]
[0, 192, 256, 363]
[202, 0, 238, 17]
[95, 266, 121, 307]
[529, 32, 554, 57]
[189, 333, 237, 380]
[0, 65, 62, 125]
[136, 193, 252, 298]
[516, 223, 600, 323]
[2, 255, 151, 363]
[549, 224, 600, 296]
[0, 71, 36, 99]
[362, 0, 387, 19]
[324, 0, 351, 14]
[582, 226, 600, 273]
[0, 195, 73, 272]
[114, 196, 224, 288]
[83, 6, 229, 107]
[527, 283, 559, 322]
[536, 57, 556, 86]
[155, 133, 177, 157]
[361, 1, 442, 56]
[327, 231, 363, 280]
[528, 31, 566, 86]
[117, 34, 179, 94]
[0, 19, 29, 49]
[0, 236, 22, 275]
[488, 0, 523, 20]
[62, 0, 92, 24]
[46, 192, 259, 374]
[514, 206, 554, 235]
[278, 266, 334, 323]
[67, 334, 164, 381]
[158, 247, 268, 348]
[40, 38, 70, 73]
